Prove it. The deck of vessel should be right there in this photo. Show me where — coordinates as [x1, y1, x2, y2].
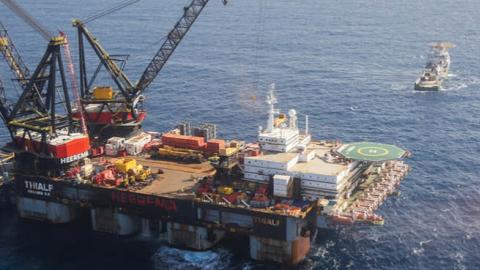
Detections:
[88, 156, 215, 197]
[248, 141, 347, 176]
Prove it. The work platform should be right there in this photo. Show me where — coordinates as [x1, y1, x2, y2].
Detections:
[91, 157, 215, 196]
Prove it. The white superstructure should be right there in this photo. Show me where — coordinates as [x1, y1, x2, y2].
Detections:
[243, 84, 362, 199]
[257, 84, 309, 153]
[429, 43, 452, 78]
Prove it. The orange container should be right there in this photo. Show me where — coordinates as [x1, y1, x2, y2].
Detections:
[206, 139, 225, 153]
[162, 133, 206, 150]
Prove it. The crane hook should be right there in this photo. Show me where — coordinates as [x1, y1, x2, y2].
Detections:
[131, 94, 145, 120]
[222, 0, 228, 5]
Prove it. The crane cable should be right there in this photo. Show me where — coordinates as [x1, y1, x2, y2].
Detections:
[60, 32, 88, 135]
[83, 0, 141, 24]
[0, 0, 52, 41]
[254, 0, 265, 93]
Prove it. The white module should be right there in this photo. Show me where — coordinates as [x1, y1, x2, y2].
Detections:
[273, 175, 293, 198]
[257, 84, 302, 153]
[243, 85, 364, 199]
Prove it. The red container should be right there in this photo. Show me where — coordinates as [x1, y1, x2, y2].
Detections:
[206, 139, 225, 153]
[162, 133, 206, 150]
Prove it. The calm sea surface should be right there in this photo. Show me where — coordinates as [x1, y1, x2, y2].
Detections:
[1, 0, 480, 269]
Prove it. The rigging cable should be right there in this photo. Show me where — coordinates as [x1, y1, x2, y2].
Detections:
[0, 0, 52, 40]
[83, 0, 141, 24]
[61, 32, 88, 134]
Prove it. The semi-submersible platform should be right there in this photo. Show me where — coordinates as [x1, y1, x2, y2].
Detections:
[0, 0, 410, 265]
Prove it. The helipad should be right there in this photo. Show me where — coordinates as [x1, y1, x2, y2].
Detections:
[336, 142, 407, 162]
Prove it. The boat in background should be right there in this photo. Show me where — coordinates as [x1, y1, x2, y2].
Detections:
[415, 70, 441, 91]
[414, 42, 455, 91]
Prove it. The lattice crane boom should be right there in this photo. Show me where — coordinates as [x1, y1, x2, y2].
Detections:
[135, 0, 226, 93]
[0, 20, 31, 89]
[69, 0, 226, 135]
[73, 19, 136, 101]
[0, 75, 10, 122]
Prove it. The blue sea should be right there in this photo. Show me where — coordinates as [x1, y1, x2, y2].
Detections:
[1, 0, 480, 269]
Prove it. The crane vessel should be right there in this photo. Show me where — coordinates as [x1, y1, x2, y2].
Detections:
[0, 0, 411, 265]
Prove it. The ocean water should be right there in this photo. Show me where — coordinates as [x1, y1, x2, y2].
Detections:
[1, 0, 480, 269]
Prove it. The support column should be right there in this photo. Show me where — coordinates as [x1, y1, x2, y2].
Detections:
[167, 222, 225, 250]
[249, 235, 311, 265]
[90, 208, 140, 235]
[17, 196, 78, 223]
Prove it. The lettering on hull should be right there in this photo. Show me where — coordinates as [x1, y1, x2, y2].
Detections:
[111, 191, 177, 212]
[60, 151, 89, 164]
[24, 181, 53, 197]
[254, 216, 280, 226]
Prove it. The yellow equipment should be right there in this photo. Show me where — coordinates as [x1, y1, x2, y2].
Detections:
[50, 35, 66, 45]
[92, 86, 114, 100]
[156, 146, 204, 163]
[135, 168, 151, 181]
[208, 155, 220, 165]
[217, 186, 234, 195]
[219, 146, 239, 157]
[114, 159, 152, 183]
[115, 158, 137, 173]
[274, 113, 286, 127]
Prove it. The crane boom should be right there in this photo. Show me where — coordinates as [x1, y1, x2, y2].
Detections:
[136, 0, 218, 92]
[68, 0, 225, 137]
[0, 20, 46, 119]
[0, 20, 31, 89]
[73, 20, 136, 101]
[0, 74, 10, 122]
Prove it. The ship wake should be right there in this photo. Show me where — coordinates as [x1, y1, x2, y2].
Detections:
[151, 246, 232, 270]
[441, 75, 480, 91]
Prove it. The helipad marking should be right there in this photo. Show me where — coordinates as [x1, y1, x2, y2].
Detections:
[357, 146, 389, 157]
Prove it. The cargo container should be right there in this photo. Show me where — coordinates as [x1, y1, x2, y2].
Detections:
[125, 133, 152, 155]
[162, 133, 206, 150]
[206, 139, 225, 153]
[273, 175, 293, 198]
[105, 144, 118, 156]
[107, 137, 126, 150]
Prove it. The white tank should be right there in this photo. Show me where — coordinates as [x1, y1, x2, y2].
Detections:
[288, 109, 297, 128]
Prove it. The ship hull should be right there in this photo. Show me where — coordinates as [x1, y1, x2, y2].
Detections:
[414, 84, 439, 91]
[414, 79, 440, 91]
[14, 174, 315, 265]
